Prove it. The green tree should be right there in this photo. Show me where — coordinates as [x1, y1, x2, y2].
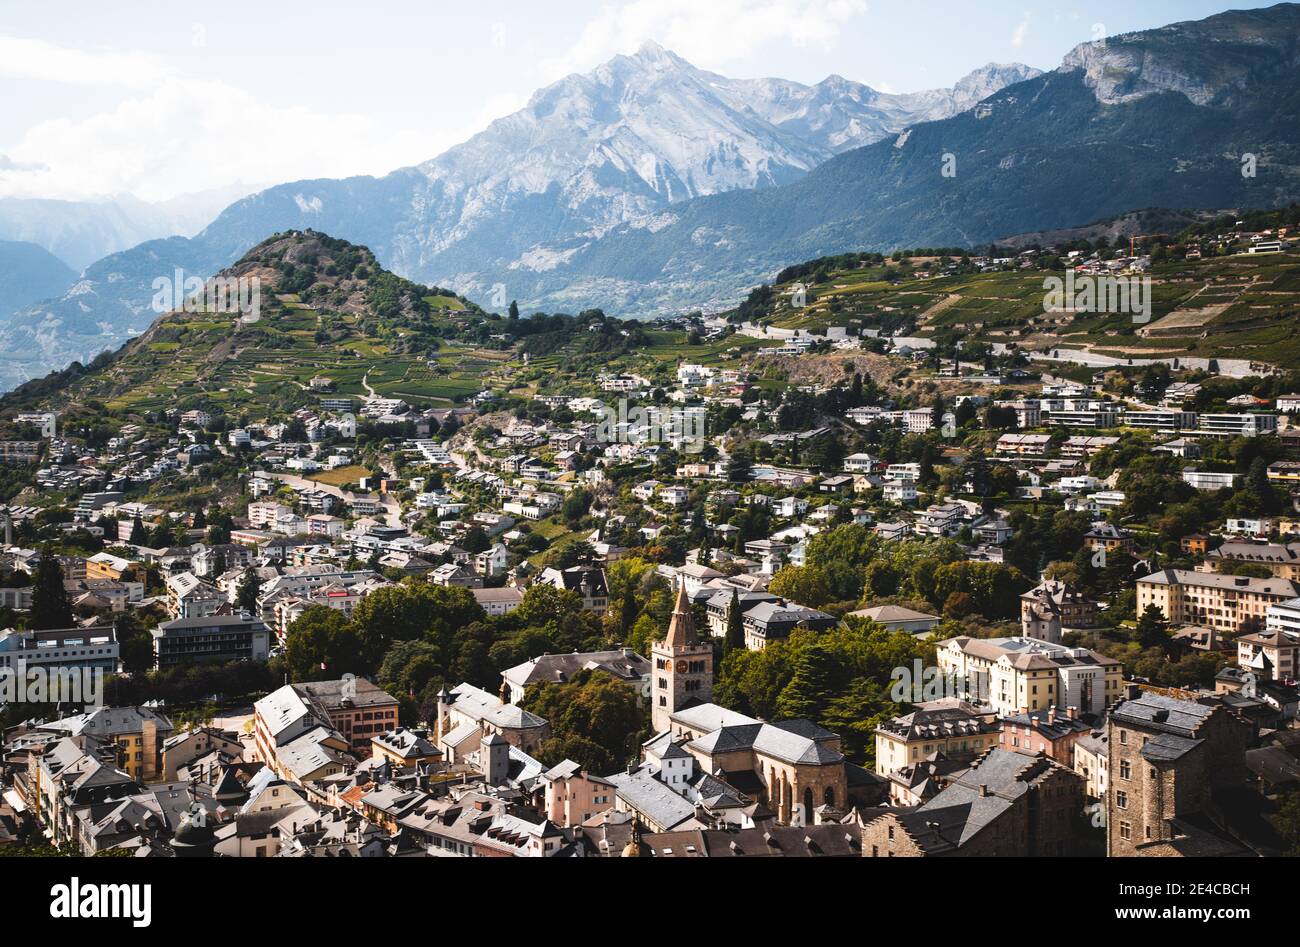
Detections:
[114, 611, 155, 674]
[1135, 605, 1172, 651]
[351, 583, 485, 668]
[768, 565, 833, 609]
[725, 588, 745, 654]
[524, 669, 647, 770]
[283, 606, 366, 681]
[618, 582, 638, 641]
[775, 640, 843, 721]
[30, 550, 72, 630]
[235, 568, 261, 614]
[726, 448, 753, 483]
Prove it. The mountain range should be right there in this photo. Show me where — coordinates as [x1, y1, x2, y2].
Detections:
[0, 46, 1037, 392]
[4, 4, 1300, 393]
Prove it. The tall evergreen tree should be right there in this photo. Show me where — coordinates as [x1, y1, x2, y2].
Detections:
[236, 568, 262, 614]
[129, 515, 148, 546]
[1135, 604, 1172, 651]
[31, 549, 72, 630]
[725, 589, 745, 654]
[775, 641, 842, 721]
[619, 583, 638, 641]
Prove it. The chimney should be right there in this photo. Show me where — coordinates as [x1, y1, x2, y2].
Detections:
[1067, 706, 1078, 720]
[978, 784, 989, 797]
[1048, 707, 1057, 725]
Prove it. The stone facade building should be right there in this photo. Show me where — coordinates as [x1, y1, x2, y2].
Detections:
[861, 749, 1083, 857]
[1106, 693, 1254, 856]
[1020, 580, 1100, 643]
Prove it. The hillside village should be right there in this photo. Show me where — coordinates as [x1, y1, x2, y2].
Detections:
[3, 225, 1300, 859]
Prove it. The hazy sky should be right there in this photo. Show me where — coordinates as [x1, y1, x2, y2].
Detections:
[0, 0, 1277, 203]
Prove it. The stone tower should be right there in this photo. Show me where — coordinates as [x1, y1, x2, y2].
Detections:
[651, 584, 714, 734]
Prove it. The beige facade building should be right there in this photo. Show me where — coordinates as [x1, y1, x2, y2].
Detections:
[874, 699, 1000, 776]
[1020, 580, 1100, 643]
[41, 706, 173, 782]
[861, 749, 1083, 857]
[937, 636, 1123, 718]
[540, 760, 615, 827]
[1205, 542, 1300, 581]
[1137, 569, 1300, 636]
[1237, 628, 1300, 682]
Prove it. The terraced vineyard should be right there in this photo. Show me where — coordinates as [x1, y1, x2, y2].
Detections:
[751, 250, 1300, 367]
[24, 233, 495, 417]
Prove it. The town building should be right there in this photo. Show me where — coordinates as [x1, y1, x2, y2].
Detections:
[874, 700, 1001, 776]
[861, 749, 1084, 857]
[937, 636, 1123, 717]
[1106, 693, 1257, 856]
[651, 586, 715, 733]
[1137, 570, 1300, 635]
[1020, 580, 1100, 643]
[151, 613, 272, 669]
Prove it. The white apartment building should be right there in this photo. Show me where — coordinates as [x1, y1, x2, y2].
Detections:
[1183, 470, 1240, 491]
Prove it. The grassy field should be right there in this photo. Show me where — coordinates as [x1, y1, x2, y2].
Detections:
[309, 465, 374, 487]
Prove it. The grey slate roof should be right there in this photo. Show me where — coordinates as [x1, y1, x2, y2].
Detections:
[1110, 693, 1216, 738]
[1141, 733, 1204, 763]
[605, 767, 698, 831]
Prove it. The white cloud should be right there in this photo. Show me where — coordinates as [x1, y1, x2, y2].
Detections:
[1011, 12, 1032, 48]
[0, 34, 173, 88]
[540, 0, 868, 80]
[0, 76, 456, 202]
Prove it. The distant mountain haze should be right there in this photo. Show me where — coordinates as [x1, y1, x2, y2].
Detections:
[0, 183, 259, 270]
[0, 239, 76, 319]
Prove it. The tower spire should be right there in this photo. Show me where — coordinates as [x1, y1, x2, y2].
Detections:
[664, 583, 697, 648]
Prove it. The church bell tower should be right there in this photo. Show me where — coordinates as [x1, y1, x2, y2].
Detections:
[651, 584, 714, 734]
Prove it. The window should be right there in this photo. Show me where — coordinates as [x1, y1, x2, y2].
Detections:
[1119, 822, 1131, 841]
[1119, 761, 1131, 780]
[1115, 790, 1127, 810]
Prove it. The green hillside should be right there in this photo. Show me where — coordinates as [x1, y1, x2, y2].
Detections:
[1, 231, 492, 418]
[732, 219, 1300, 368]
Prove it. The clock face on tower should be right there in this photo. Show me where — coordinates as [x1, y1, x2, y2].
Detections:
[675, 660, 687, 673]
